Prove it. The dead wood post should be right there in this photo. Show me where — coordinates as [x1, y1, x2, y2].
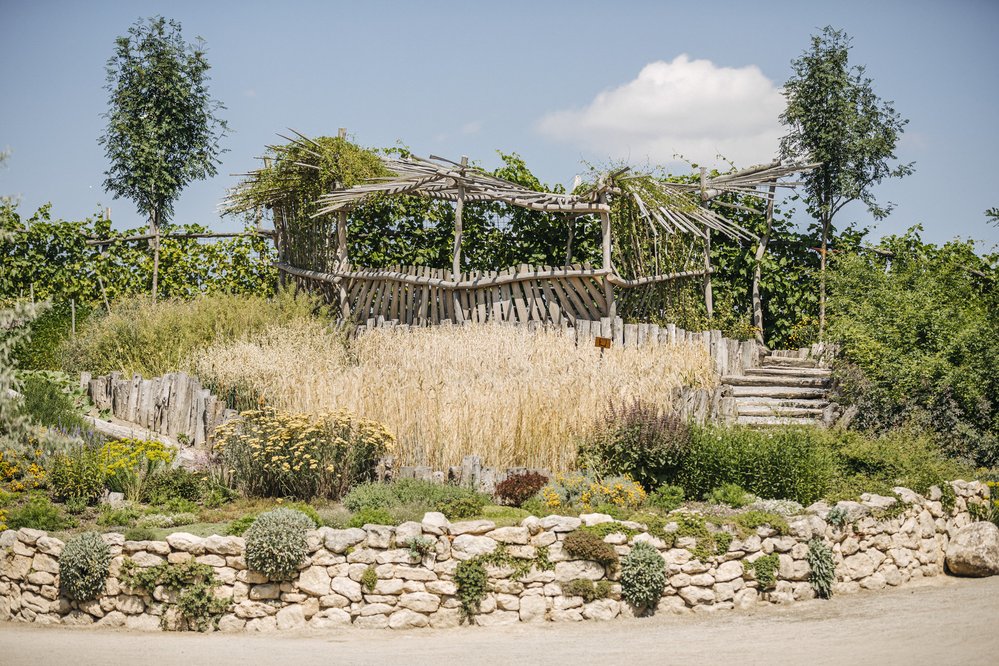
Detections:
[336, 128, 350, 317]
[599, 183, 615, 319]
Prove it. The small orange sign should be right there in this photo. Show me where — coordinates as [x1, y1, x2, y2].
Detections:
[594, 336, 612, 349]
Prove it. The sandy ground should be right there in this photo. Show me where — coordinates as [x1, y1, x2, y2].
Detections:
[1, 575, 997, 666]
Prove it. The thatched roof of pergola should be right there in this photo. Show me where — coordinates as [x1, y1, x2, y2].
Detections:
[311, 154, 611, 216]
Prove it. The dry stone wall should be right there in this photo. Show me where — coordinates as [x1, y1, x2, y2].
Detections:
[0, 481, 988, 632]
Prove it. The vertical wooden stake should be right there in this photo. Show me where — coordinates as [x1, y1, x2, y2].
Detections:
[452, 156, 468, 323]
[699, 167, 713, 320]
[565, 215, 575, 265]
[337, 209, 349, 317]
[599, 184, 615, 319]
[70, 299, 76, 336]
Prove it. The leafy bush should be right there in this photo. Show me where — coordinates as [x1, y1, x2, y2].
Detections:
[807, 538, 835, 598]
[347, 507, 394, 528]
[706, 483, 753, 508]
[226, 514, 258, 536]
[729, 510, 790, 536]
[678, 425, 836, 504]
[579, 400, 691, 488]
[59, 532, 111, 601]
[646, 484, 685, 512]
[17, 372, 87, 430]
[283, 501, 321, 528]
[538, 473, 646, 512]
[216, 407, 392, 500]
[343, 479, 486, 519]
[563, 530, 618, 568]
[560, 578, 612, 603]
[60, 291, 308, 378]
[744, 553, 780, 589]
[827, 234, 999, 466]
[454, 558, 488, 622]
[47, 445, 106, 503]
[11, 301, 92, 371]
[244, 508, 313, 579]
[121, 559, 229, 632]
[620, 541, 666, 613]
[0, 447, 48, 493]
[143, 468, 205, 505]
[494, 471, 548, 507]
[7, 495, 71, 530]
[97, 504, 142, 528]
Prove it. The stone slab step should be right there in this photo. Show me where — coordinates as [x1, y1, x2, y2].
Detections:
[762, 356, 818, 369]
[733, 396, 830, 409]
[723, 375, 830, 388]
[745, 367, 831, 378]
[735, 415, 821, 426]
[737, 404, 825, 417]
[729, 385, 829, 399]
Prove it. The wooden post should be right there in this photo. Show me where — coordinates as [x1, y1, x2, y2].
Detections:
[452, 156, 468, 323]
[149, 207, 160, 302]
[565, 215, 575, 265]
[599, 184, 615, 319]
[700, 167, 713, 319]
[337, 210, 349, 316]
[751, 184, 777, 347]
[70, 299, 76, 336]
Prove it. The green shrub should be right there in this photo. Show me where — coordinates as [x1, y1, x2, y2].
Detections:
[406, 536, 436, 561]
[647, 484, 685, 512]
[825, 505, 849, 527]
[244, 508, 313, 579]
[124, 526, 158, 541]
[706, 483, 753, 508]
[620, 541, 666, 613]
[343, 479, 487, 519]
[494, 471, 548, 507]
[347, 507, 394, 528]
[560, 578, 612, 603]
[283, 501, 321, 528]
[11, 302, 91, 371]
[143, 468, 205, 505]
[59, 532, 111, 601]
[61, 291, 313, 377]
[226, 514, 258, 536]
[678, 425, 836, 504]
[7, 495, 71, 530]
[729, 510, 790, 536]
[563, 530, 618, 568]
[17, 372, 87, 430]
[48, 445, 106, 504]
[827, 236, 999, 467]
[807, 538, 835, 598]
[361, 564, 378, 592]
[121, 559, 229, 632]
[454, 558, 488, 622]
[744, 553, 780, 589]
[216, 407, 392, 500]
[579, 400, 691, 488]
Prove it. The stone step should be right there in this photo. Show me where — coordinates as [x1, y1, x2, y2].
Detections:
[762, 356, 819, 369]
[733, 396, 831, 409]
[736, 404, 825, 417]
[729, 385, 829, 399]
[723, 375, 830, 388]
[745, 367, 831, 378]
[735, 415, 821, 427]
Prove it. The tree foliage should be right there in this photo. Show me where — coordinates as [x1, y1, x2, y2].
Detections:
[100, 16, 228, 227]
[780, 26, 913, 335]
[827, 229, 999, 466]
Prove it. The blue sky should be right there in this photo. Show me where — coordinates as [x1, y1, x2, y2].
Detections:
[1, 0, 997, 248]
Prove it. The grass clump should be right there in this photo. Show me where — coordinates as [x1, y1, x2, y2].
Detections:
[343, 479, 486, 520]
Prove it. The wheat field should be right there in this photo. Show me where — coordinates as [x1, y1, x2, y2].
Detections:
[191, 321, 716, 472]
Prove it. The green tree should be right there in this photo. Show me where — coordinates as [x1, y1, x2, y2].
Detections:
[99, 16, 228, 299]
[779, 26, 913, 338]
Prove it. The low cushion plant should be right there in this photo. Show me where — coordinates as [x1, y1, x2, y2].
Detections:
[244, 508, 313, 579]
[59, 531, 111, 601]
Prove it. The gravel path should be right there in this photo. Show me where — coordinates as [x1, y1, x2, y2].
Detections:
[2, 575, 997, 666]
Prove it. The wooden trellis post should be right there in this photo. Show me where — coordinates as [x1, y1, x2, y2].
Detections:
[700, 167, 713, 319]
[336, 128, 350, 317]
[451, 155, 468, 323]
[599, 184, 615, 319]
[751, 184, 777, 346]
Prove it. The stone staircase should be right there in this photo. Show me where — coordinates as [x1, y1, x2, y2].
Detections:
[722, 351, 832, 426]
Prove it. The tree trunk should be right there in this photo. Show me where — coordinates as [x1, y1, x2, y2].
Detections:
[751, 184, 777, 347]
[818, 212, 830, 341]
[149, 209, 160, 302]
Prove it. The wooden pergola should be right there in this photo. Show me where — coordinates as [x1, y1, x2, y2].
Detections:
[231, 134, 814, 328]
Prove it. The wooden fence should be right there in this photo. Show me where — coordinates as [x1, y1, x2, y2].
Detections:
[83, 371, 235, 448]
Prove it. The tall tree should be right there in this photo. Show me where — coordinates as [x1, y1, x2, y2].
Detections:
[779, 26, 913, 338]
[99, 16, 228, 299]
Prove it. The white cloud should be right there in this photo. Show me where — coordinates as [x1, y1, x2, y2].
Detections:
[460, 120, 482, 135]
[536, 55, 786, 168]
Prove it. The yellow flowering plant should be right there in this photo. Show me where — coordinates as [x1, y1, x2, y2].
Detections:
[100, 438, 174, 502]
[0, 448, 48, 494]
[540, 472, 646, 511]
[215, 407, 394, 500]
